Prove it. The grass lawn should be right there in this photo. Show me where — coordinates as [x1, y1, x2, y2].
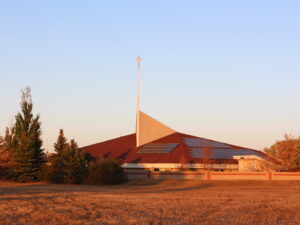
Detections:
[0, 179, 299, 225]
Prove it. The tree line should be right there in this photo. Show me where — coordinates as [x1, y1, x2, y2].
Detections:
[0, 87, 126, 184]
[1, 87, 300, 182]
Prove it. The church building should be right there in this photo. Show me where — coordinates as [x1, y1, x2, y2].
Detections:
[82, 57, 268, 173]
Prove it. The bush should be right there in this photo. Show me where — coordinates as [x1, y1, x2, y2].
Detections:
[0, 146, 16, 180]
[42, 161, 65, 184]
[0, 166, 16, 180]
[292, 148, 300, 170]
[85, 158, 127, 185]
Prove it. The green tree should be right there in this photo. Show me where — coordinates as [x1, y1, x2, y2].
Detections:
[7, 87, 45, 182]
[63, 139, 87, 184]
[54, 129, 68, 154]
[46, 131, 88, 184]
[46, 129, 69, 184]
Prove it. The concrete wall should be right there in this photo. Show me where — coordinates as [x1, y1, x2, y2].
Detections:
[235, 158, 279, 172]
[125, 170, 300, 181]
[152, 172, 207, 180]
[123, 163, 239, 170]
[210, 172, 268, 180]
[272, 172, 300, 181]
[125, 169, 151, 180]
[237, 159, 264, 172]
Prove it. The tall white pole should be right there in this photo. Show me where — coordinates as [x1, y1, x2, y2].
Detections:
[136, 56, 142, 147]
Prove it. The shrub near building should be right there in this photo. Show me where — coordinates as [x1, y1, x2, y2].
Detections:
[46, 130, 126, 185]
[85, 158, 127, 185]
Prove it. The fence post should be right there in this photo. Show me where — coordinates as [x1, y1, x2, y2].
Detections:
[268, 171, 273, 180]
[207, 171, 211, 180]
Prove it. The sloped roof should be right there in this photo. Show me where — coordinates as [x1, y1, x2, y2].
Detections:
[82, 132, 267, 164]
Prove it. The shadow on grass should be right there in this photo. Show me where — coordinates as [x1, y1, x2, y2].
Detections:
[0, 195, 57, 201]
[0, 183, 121, 197]
[140, 183, 214, 194]
[0, 179, 216, 198]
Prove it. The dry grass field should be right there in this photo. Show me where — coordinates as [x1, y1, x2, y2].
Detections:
[0, 180, 300, 225]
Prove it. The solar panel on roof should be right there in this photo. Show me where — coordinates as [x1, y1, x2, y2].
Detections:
[138, 143, 178, 154]
[190, 148, 264, 159]
[184, 138, 231, 148]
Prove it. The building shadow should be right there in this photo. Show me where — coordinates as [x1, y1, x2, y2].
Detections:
[140, 183, 214, 194]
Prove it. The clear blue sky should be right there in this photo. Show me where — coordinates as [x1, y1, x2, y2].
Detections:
[0, 1, 299, 152]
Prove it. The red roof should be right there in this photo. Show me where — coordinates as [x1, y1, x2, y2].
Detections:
[82, 132, 267, 164]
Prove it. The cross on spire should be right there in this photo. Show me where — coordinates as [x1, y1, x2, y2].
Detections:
[136, 56, 143, 70]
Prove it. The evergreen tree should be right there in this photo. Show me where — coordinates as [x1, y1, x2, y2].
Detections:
[63, 139, 87, 184]
[47, 131, 88, 184]
[47, 129, 68, 184]
[54, 129, 68, 154]
[5, 127, 14, 149]
[9, 87, 45, 182]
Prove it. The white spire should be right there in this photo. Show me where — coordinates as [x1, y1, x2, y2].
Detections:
[135, 57, 176, 147]
[136, 56, 142, 147]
